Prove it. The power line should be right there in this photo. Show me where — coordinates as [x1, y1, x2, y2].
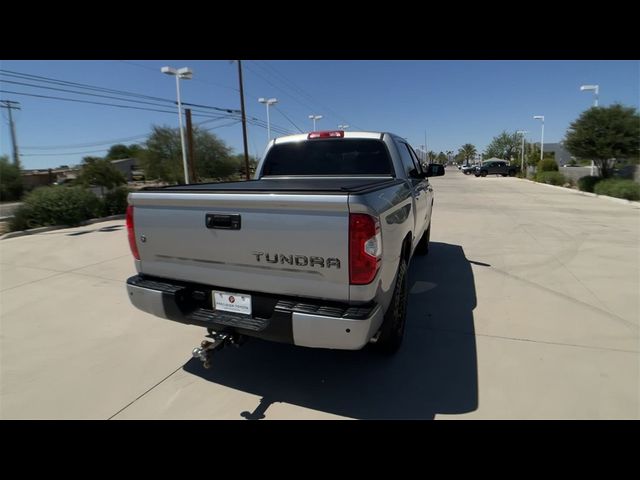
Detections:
[22, 133, 150, 150]
[273, 105, 304, 133]
[1, 78, 180, 110]
[249, 61, 364, 130]
[253, 61, 326, 113]
[181, 101, 240, 114]
[21, 118, 240, 153]
[20, 148, 109, 157]
[1, 69, 175, 105]
[201, 120, 242, 132]
[20, 114, 247, 154]
[1, 68, 296, 160]
[243, 62, 320, 115]
[0, 69, 240, 114]
[0, 89, 229, 119]
[118, 61, 241, 93]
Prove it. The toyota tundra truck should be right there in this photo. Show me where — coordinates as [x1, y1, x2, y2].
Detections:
[125, 130, 444, 363]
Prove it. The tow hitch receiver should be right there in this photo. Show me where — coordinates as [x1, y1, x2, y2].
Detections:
[191, 331, 245, 369]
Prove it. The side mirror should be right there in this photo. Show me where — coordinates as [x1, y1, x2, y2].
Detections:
[425, 163, 445, 177]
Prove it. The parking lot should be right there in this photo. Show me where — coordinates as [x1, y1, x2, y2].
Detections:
[1, 170, 638, 419]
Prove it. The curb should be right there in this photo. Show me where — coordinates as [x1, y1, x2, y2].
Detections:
[511, 177, 640, 208]
[0, 214, 126, 240]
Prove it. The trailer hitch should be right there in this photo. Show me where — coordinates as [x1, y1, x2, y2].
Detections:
[191, 331, 245, 369]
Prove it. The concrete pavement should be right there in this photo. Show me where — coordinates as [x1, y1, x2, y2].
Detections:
[1, 171, 638, 419]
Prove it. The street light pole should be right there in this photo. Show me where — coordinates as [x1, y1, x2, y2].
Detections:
[533, 115, 544, 162]
[258, 98, 278, 141]
[162, 66, 192, 184]
[173, 74, 189, 184]
[309, 114, 322, 130]
[580, 84, 599, 107]
[580, 85, 600, 175]
[516, 130, 528, 174]
[259, 98, 278, 141]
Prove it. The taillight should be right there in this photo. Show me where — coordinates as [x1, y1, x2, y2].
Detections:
[126, 205, 140, 260]
[308, 130, 344, 139]
[349, 213, 382, 285]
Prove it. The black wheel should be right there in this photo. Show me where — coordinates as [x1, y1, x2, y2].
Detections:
[480, 170, 487, 177]
[508, 170, 516, 177]
[414, 222, 431, 256]
[501, 173, 508, 177]
[372, 260, 408, 354]
[474, 173, 480, 177]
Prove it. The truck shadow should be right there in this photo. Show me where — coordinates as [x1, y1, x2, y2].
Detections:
[183, 242, 478, 419]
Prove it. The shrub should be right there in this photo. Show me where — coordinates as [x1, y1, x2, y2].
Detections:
[102, 186, 131, 216]
[577, 176, 602, 193]
[535, 171, 566, 185]
[593, 179, 640, 201]
[537, 159, 559, 172]
[9, 186, 102, 231]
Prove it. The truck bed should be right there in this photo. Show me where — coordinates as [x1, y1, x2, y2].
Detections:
[141, 177, 401, 194]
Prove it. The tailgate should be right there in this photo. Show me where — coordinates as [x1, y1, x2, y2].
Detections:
[129, 191, 350, 302]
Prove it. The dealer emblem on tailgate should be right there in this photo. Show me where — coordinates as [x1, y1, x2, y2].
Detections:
[252, 252, 340, 269]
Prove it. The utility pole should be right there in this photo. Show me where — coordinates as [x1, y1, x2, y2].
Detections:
[185, 108, 197, 183]
[424, 130, 428, 163]
[237, 60, 251, 180]
[1, 100, 21, 167]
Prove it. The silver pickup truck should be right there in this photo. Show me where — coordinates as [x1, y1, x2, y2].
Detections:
[125, 130, 444, 364]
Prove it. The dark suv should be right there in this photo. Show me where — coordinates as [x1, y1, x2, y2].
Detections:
[474, 160, 518, 177]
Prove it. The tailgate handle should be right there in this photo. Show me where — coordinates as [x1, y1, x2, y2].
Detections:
[206, 214, 241, 230]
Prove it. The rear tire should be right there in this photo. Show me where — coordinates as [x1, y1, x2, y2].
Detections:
[373, 260, 408, 354]
[480, 170, 487, 177]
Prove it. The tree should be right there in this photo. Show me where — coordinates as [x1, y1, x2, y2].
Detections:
[564, 104, 640, 178]
[0, 155, 24, 201]
[458, 144, 477, 164]
[525, 144, 554, 169]
[436, 152, 448, 164]
[75, 156, 126, 195]
[141, 125, 235, 183]
[484, 131, 521, 162]
[106, 143, 145, 160]
[427, 151, 437, 163]
[235, 154, 259, 177]
[446, 150, 454, 164]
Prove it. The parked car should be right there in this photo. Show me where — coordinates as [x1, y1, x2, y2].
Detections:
[125, 130, 445, 362]
[474, 160, 518, 177]
[461, 164, 476, 175]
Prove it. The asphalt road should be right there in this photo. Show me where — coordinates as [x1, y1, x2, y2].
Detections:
[0, 202, 22, 221]
[1, 172, 638, 419]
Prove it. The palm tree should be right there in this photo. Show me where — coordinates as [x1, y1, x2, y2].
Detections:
[459, 144, 477, 165]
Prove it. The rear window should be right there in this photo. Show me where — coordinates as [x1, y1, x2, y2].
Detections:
[261, 139, 393, 176]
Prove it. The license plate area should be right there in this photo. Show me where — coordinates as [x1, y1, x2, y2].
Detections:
[212, 290, 252, 316]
